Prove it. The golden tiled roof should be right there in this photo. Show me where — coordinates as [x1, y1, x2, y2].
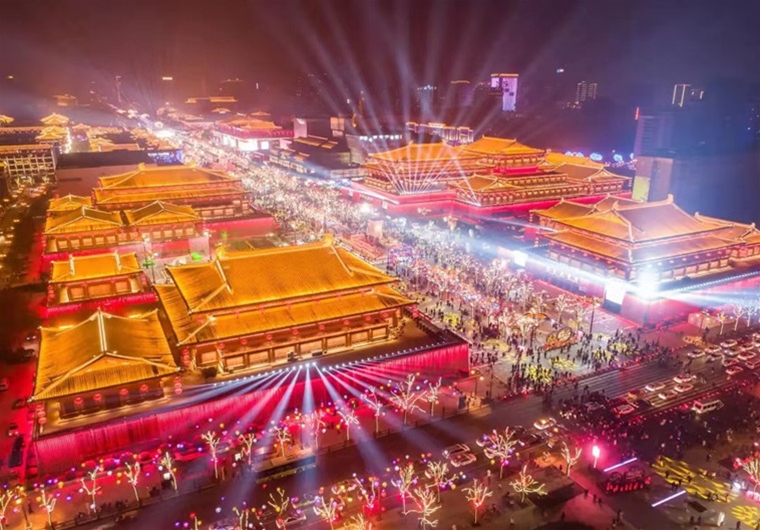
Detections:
[49, 194, 92, 212]
[98, 164, 239, 189]
[44, 206, 124, 234]
[547, 231, 739, 264]
[462, 137, 545, 157]
[544, 152, 604, 168]
[556, 164, 629, 183]
[158, 283, 412, 345]
[550, 196, 725, 243]
[165, 236, 396, 313]
[40, 113, 69, 126]
[532, 199, 596, 220]
[94, 184, 246, 205]
[32, 310, 177, 401]
[369, 143, 471, 163]
[50, 252, 141, 283]
[123, 201, 200, 226]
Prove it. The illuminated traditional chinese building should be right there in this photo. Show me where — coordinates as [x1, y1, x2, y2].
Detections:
[352, 137, 630, 216]
[214, 113, 293, 151]
[30, 309, 178, 418]
[92, 164, 251, 219]
[529, 195, 760, 323]
[47, 194, 92, 215]
[46, 252, 155, 316]
[157, 235, 415, 373]
[44, 206, 126, 255]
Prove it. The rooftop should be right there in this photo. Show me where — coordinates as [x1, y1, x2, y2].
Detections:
[123, 201, 200, 226]
[98, 164, 239, 190]
[44, 206, 124, 235]
[48, 194, 92, 212]
[462, 137, 545, 157]
[32, 310, 177, 402]
[50, 252, 141, 283]
[368, 142, 472, 164]
[164, 235, 396, 314]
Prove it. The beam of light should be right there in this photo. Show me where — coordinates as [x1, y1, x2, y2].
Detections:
[651, 489, 686, 508]
[603, 457, 638, 473]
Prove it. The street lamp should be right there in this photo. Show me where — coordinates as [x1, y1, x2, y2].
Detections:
[592, 445, 601, 469]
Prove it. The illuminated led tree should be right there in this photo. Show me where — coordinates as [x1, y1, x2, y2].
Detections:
[733, 304, 746, 331]
[742, 457, 760, 491]
[344, 514, 372, 530]
[391, 374, 425, 425]
[424, 461, 450, 502]
[238, 431, 258, 466]
[483, 427, 518, 479]
[0, 487, 16, 530]
[391, 463, 417, 514]
[510, 465, 547, 503]
[160, 451, 178, 490]
[554, 294, 572, 325]
[717, 311, 728, 335]
[202, 431, 221, 479]
[560, 442, 582, 476]
[410, 487, 440, 529]
[313, 497, 340, 530]
[425, 378, 442, 417]
[124, 461, 141, 503]
[233, 503, 250, 528]
[338, 407, 359, 441]
[38, 487, 56, 530]
[80, 465, 101, 513]
[463, 479, 492, 526]
[272, 424, 293, 457]
[362, 387, 385, 434]
[746, 305, 756, 327]
[303, 410, 326, 450]
[355, 476, 380, 514]
[268, 487, 290, 528]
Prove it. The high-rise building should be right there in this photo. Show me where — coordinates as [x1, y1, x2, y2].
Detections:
[416, 85, 438, 114]
[490, 73, 519, 112]
[672, 84, 690, 107]
[575, 81, 598, 106]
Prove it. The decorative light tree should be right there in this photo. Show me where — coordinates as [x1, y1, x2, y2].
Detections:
[560, 442, 582, 476]
[124, 461, 142, 503]
[272, 424, 293, 457]
[313, 497, 340, 530]
[424, 461, 450, 502]
[734, 304, 746, 331]
[742, 457, 760, 491]
[510, 465, 547, 503]
[38, 487, 57, 530]
[304, 410, 327, 450]
[344, 514, 372, 530]
[202, 431, 221, 479]
[483, 427, 518, 479]
[80, 465, 101, 513]
[425, 378, 442, 417]
[338, 407, 359, 441]
[463, 479, 492, 526]
[0, 487, 16, 530]
[355, 476, 380, 515]
[717, 311, 728, 336]
[238, 431, 258, 466]
[362, 387, 385, 435]
[233, 503, 250, 529]
[160, 451, 178, 490]
[391, 463, 417, 514]
[410, 487, 440, 529]
[554, 294, 572, 325]
[746, 304, 756, 327]
[268, 487, 290, 528]
[391, 374, 425, 425]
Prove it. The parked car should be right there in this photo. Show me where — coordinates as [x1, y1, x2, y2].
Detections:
[449, 452, 477, 468]
[442, 443, 471, 458]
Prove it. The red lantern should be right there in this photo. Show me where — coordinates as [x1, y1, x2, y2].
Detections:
[266, 333, 273, 341]
[38, 417, 47, 425]
[119, 388, 129, 396]
[240, 338, 248, 346]
[174, 387, 183, 395]
[381, 312, 388, 318]
[74, 397, 83, 405]
[292, 329, 299, 336]
[343, 319, 350, 326]
[364, 315, 372, 321]
[318, 324, 325, 331]
[217, 342, 225, 350]
[182, 348, 190, 356]
[174, 381, 182, 389]
[93, 393, 102, 402]
[139, 383, 149, 393]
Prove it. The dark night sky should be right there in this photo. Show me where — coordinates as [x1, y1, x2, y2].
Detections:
[1, 0, 759, 100]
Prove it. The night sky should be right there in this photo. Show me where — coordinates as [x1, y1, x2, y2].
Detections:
[2, 0, 759, 100]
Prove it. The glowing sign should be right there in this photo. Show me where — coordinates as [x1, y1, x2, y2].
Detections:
[512, 250, 528, 267]
[564, 151, 574, 156]
[604, 281, 627, 305]
[590, 153, 603, 161]
[613, 154, 624, 163]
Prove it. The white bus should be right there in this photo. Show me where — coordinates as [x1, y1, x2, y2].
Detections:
[692, 399, 723, 414]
